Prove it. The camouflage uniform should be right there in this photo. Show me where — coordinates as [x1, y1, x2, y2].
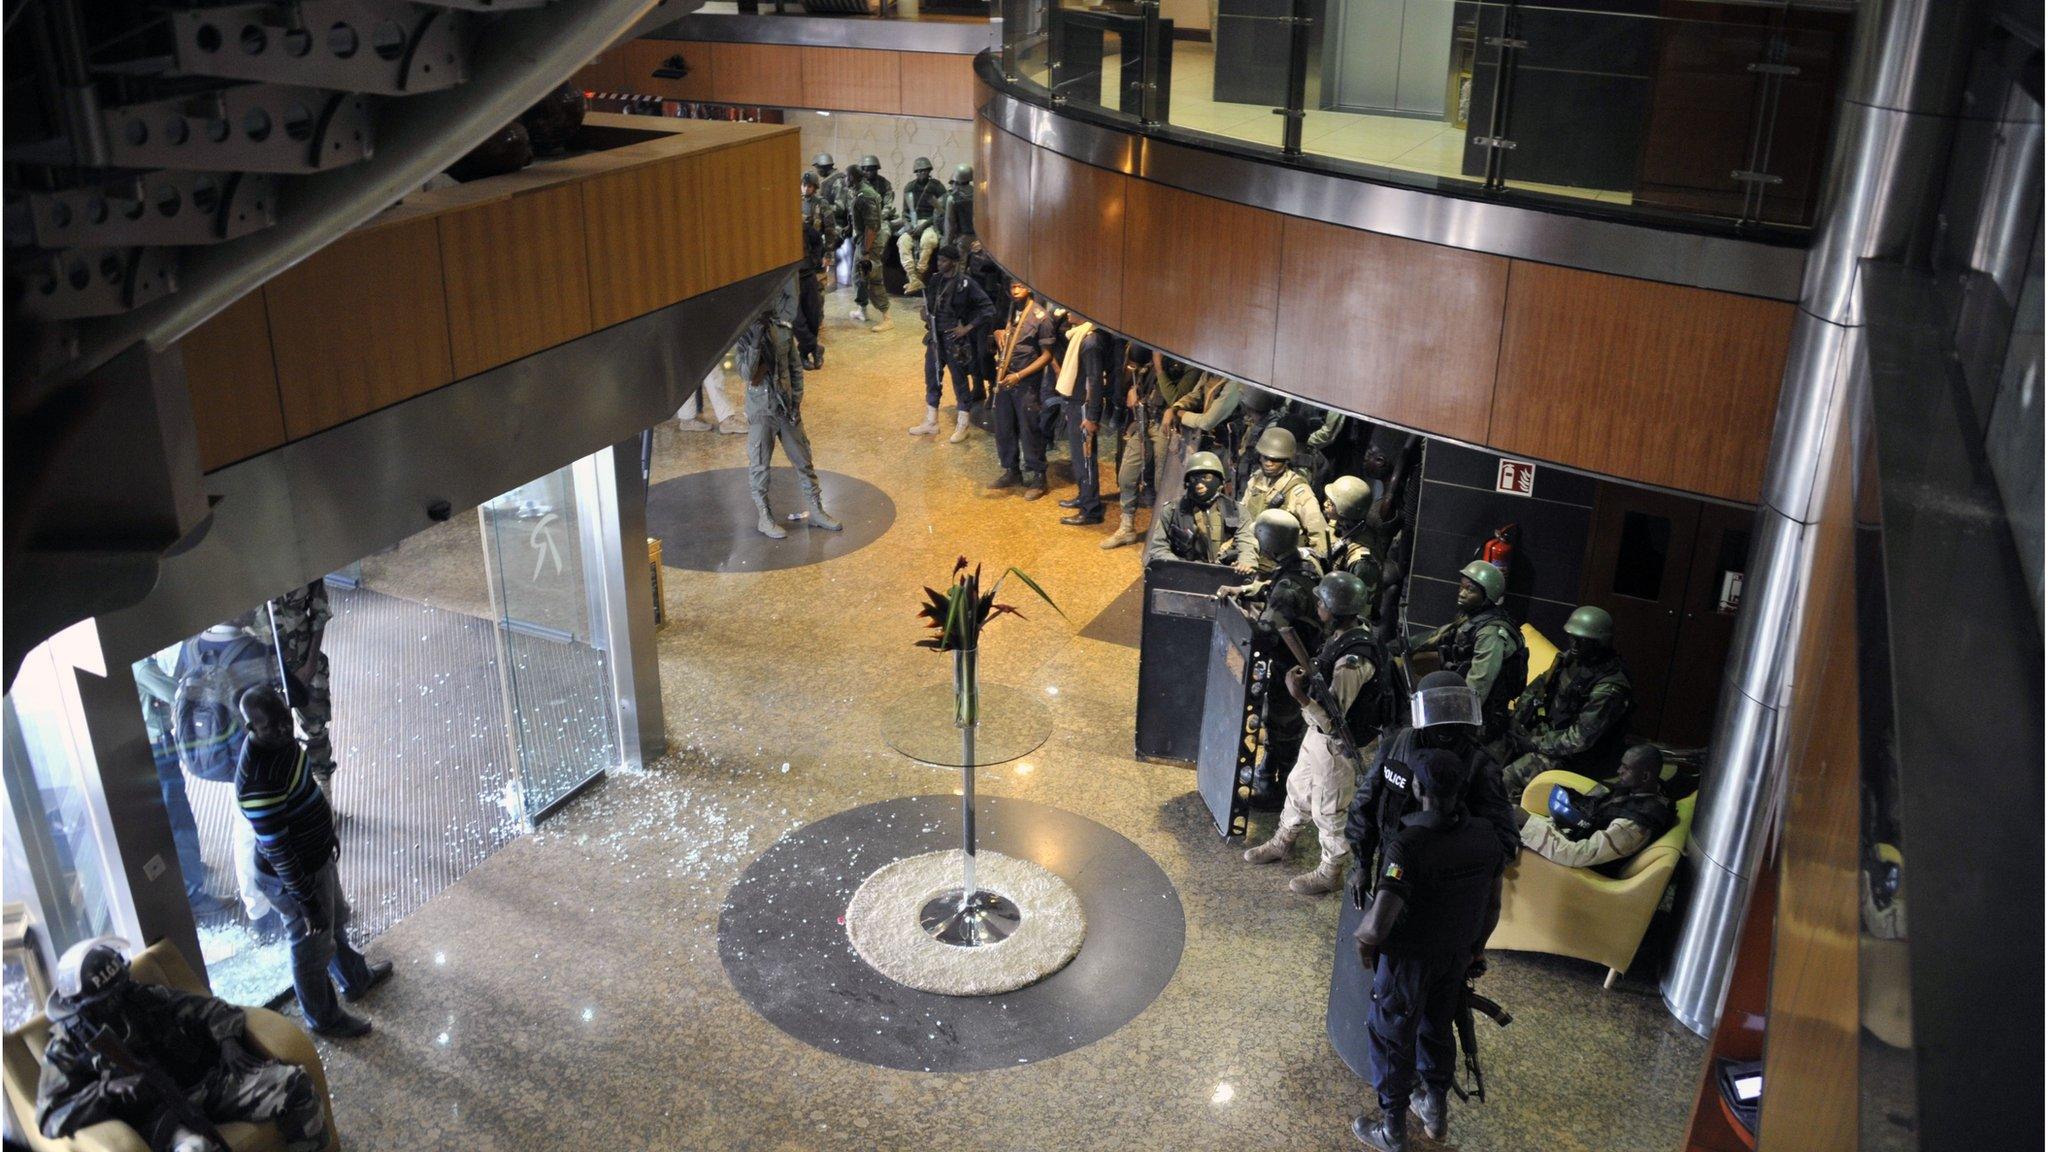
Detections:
[267, 581, 334, 784]
[850, 179, 890, 317]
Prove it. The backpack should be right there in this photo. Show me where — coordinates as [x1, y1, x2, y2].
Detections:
[170, 636, 269, 782]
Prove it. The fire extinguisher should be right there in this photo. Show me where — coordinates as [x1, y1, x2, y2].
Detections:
[1480, 523, 1518, 578]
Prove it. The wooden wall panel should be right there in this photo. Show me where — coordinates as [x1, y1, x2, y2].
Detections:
[693, 136, 803, 291]
[582, 155, 707, 329]
[711, 42, 805, 108]
[178, 292, 285, 472]
[1491, 262, 1793, 503]
[898, 52, 978, 120]
[570, 46, 626, 93]
[621, 39, 716, 102]
[1272, 217, 1505, 445]
[1120, 179, 1281, 382]
[802, 47, 901, 114]
[439, 184, 593, 379]
[265, 217, 452, 438]
[977, 123, 1035, 284]
[1757, 434, 1861, 1152]
[1026, 150, 1126, 329]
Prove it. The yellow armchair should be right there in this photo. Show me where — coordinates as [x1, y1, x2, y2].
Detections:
[1486, 769, 1696, 988]
[3, 941, 337, 1152]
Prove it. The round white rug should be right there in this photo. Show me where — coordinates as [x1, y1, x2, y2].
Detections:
[844, 850, 1085, 997]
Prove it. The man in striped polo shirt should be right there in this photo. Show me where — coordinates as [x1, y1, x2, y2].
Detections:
[236, 686, 390, 1037]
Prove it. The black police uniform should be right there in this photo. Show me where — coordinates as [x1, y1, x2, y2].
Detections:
[1347, 726, 1520, 879]
[993, 298, 1056, 481]
[922, 270, 996, 411]
[1365, 810, 1502, 1119]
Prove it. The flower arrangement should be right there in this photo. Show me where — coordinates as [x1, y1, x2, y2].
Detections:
[917, 557, 1063, 727]
[915, 557, 1063, 652]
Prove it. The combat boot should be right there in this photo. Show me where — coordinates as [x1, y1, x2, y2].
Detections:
[1350, 1112, 1407, 1152]
[808, 493, 844, 532]
[1242, 824, 1299, 864]
[1022, 474, 1047, 501]
[909, 406, 941, 435]
[1289, 854, 1348, 896]
[753, 496, 787, 540]
[947, 411, 972, 443]
[989, 469, 1023, 490]
[1409, 1088, 1447, 1142]
[849, 304, 868, 322]
[1099, 512, 1141, 549]
[871, 311, 895, 333]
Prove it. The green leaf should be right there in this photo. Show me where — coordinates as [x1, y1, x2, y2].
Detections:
[1001, 566, 1067, 620]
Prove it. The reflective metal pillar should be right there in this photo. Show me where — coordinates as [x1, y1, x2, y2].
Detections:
[1661, 0, 1981, 1034]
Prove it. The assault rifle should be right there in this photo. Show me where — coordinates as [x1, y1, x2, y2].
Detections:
[1276, 624, 1367, 776]
[81, 1023, 229, 1147]
[1453, 965, 1513, 1104]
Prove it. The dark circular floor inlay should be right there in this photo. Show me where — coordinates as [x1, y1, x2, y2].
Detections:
[647, 466, 894, 573]
[717, 794, 1185, 1073]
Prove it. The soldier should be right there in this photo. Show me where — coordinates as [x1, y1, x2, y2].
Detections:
[812, 152, 845, 206]
[1233, 426, 1332, 562]
[1144, 451, 1241, 566]
[796, 170, 831, 370]
[1512, 742, 1676, 872]
[845, 166, 892, 331]
[1321, 475, 1384, 618]
[897, 157, 946, 293]
[908, 245, 995, 441]
[741, 294, 845, 539]
[265, 580, 334, 793]
[1242, 572, 1386, 896]
[1501, 605, 1634, 796]
[1101, 347, 1197, 549]
[940, 162, 976, 249]
[858, 154, 895, 225]
[989, 279, 1056, 500]
[1218, 510, 1325, 809]
[35, 938, 331, 1152]
[1406, 561, 1528, 745]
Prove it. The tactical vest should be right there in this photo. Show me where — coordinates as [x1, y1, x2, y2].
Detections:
[1166, 498, 1238, 563]
[1539, 652, 1635, 771]
[1446, 606, 1528, 737]
[1574, 789, 1676, 845]
[1315, 626, 1389, 745]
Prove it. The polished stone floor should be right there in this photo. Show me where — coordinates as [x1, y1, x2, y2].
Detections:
[312, 283, 1704, 1150]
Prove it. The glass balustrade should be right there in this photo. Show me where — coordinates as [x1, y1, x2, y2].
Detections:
[997, 0, 1850, 232]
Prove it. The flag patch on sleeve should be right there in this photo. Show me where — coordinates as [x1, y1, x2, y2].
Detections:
[1383, 863, 1404, 882]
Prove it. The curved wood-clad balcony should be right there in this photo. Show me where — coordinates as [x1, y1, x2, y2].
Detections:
[972, 62, 1801, 505]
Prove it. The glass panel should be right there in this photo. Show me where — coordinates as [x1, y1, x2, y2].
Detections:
[1004, 0, 1054, 89]
[1159, 0, 1286, 149]
[2, 633, 125, 1029]
[1613, 510, 1673, 601]
[1487, 3, 1848, 225]
[481, 459, 623, 819]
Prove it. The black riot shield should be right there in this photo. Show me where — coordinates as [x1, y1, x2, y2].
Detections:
[1194, 596, 1266, 838]
[1136, 558, 1237, 763]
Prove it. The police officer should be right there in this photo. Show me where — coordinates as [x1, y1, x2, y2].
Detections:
[897, 157, 945, 293]
[1348, 747, 1505, 1152]
[989, 279, 1055, 499]
[1243, 572, 1386, 895]
[1219, 510, 1325, 808]
[742, 294, 844, 539]
[845, 166, 892, 331]
[1407, 561, 1528, 745]
[1233, 426, 1331, 562]
[1322, 475, 1384, 616]
[1347, 671, 1522, 887]
[908, 245, 995, 440]
[35, 938, 331, 1152]
[1055, 310, 1115, 526]
[1502, 605, 1635, 796]
[265, 580, 334, 792]
[940, 162, 976, 249]
[1143, 451, 1241, 566]
[796, 170, 831, 370]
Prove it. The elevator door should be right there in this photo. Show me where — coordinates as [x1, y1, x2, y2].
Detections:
[1580, 483, 1701, 740]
